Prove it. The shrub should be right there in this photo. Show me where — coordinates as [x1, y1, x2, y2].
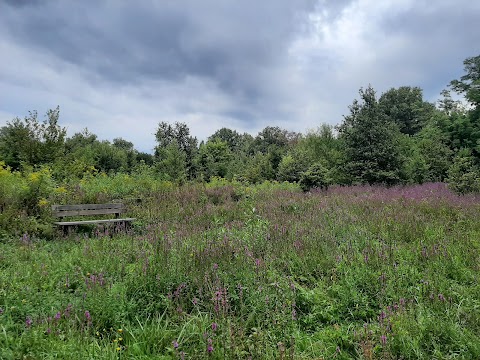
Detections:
[447, 150, 480, 194]
[299, 162, 330, 192]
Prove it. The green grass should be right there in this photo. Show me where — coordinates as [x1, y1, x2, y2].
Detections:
[0, 182, 479, 359]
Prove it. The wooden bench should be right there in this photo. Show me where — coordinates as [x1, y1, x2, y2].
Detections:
[52, 203, 135, 233]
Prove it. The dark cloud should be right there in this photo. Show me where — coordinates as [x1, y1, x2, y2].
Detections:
[377, 1, 480, 96]
[1, 0, 316, 96]
[2, 0, 41, 7]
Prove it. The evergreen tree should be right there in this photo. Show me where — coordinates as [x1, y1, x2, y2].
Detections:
[338, 86, 404, 185]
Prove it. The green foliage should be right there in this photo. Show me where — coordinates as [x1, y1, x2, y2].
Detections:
[196, 139, 233, 181]
[1, 183, 479, 359]
[339, 86, 404, 185]
[446, 54, 480, 159]
[94, 141, 129, 174]
[209, 128, 243, 151]
[0, 164, 57, 238]
[450, 55, 480, 107]
[0, 107, 66, 170]
[296, 125, 346, 184]
[0, 161, 26, 210]
[239, 153, 275, 183]
[447, 149, 480, 194]
[299, 162, 330, 191]
[379, 86, 435, 135]
[249, 126, 290, 154]
[155, 122, 198, 179]
[277, 153, 307, 182]
[155, 140, 187, 184]
[405, 126, 453, 183]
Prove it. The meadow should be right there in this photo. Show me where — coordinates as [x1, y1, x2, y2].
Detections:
[0, 181, 479, 359]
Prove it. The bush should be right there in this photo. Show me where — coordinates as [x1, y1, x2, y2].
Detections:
[299, 162, 330, 192]
[447, 150, 480, 194]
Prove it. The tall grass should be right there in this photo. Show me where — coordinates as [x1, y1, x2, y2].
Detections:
[0, 182, 479, 359]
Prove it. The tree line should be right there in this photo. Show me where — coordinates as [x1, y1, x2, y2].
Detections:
[1, 55, 479, 193]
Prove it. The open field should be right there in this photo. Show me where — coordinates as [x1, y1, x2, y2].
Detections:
[1, 182, 479, 359]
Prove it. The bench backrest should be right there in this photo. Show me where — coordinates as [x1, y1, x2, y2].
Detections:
[51, 203, 125, 218]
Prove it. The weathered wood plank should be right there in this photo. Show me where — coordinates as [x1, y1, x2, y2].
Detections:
[52, 203, 123, 211]
[52, 203, 135, 232]
[52, 208, 125, 217]
[53, 218, 136, 226]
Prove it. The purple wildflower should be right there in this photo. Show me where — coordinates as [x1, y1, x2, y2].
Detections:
[438, 293, 446, 302]
[85, 310, 91, 325]
[64, 304, 72, 318]
[378, 311, 387, 322]
[211, 322, 218, 331]
[25, 317, 33, 328]
[172, 340, 179, 349]
[207, 338, 214, 353]
[54, 312, 61, 320]
[380, 334, 387, 345]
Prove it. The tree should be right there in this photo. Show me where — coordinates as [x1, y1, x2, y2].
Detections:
[136, 152, 154, 166]
[450, 55, 480, 107]
[113, 137, 137, 171]
[155, 140, 187, 183]
[378, 86, 435, 135]
[0, 107, 66, 169]
[295, 125, 346, 183]
[338, 86, 404, 185]
[405, 125, 452, 183]
[448, 55, 480, 159]
[437, 89, 465, 116]
[239, 153, 274, 183]
[93, 141, 128, 173]
[65, 128, 98, 153]
[208, 128, 242, 151]
[196, 139, 233, 180]
[155, 122, 197, 179]
[299, 162, 330, 192]
[250, 126, 289, 154]
[447, 149, 480, 194]
[277, 152, 309, 183]
[113, 138, 134, 151]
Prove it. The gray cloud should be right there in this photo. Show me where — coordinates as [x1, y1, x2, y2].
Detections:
[0, 0, 479, 152]
[2, 1, 315, 90]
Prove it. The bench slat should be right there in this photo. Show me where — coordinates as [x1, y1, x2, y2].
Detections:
[53, 218, 136, 226]
[52, 203, 124, 211]
[52, 208, 125, 217]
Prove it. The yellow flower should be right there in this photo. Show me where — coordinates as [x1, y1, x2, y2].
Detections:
[38, 198, 48, 207]
[55, 186, 67, 194]
[116, 347, 121, 351]
[118, 337, 123, 341]
[117, 329, 123, 333]
[28, 172, 40, 182]
[113, 339, 118, 343]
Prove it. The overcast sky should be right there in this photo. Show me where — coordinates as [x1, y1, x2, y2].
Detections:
[0, 0, 479, 152]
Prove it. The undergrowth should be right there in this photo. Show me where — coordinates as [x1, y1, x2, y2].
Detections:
[0, 182, 479, 359]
